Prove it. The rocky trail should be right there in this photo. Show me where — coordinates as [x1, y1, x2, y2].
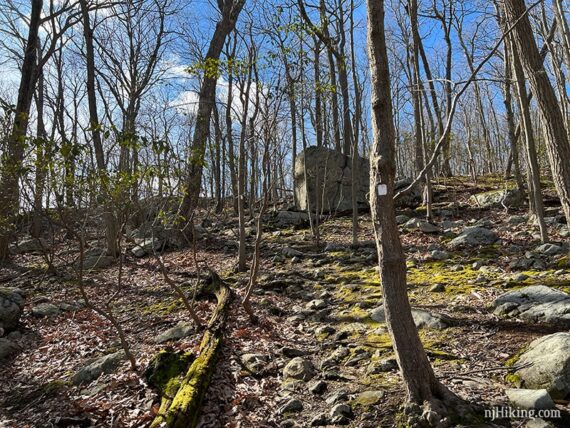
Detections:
[1, 178, 570, 427]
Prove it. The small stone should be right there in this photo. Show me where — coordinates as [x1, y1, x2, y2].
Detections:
[306, 299, 327, 310]
[283, 357, 316, 381]
[330, 403, 353, 419]
[535, 243, 564, 256]
[72, 351, 126, 385]
[366, 358, 397, 374]
[355, 390, 385, 406]
[279, 398, 303, 414]
[154, 322, 194, 344]
[32, 303, 61, 317]
[325, 390, 348, 405]
[396, 215, 410, 225]
[430, 250, 449, 261]
[525, 418, 556, 428]
[474, 274, 487, 284]
[240, 353, 269, 375]
[420, 222, 439, 234]
[309, 380, 327, 395]
[506, 388, 555, 410]
[430, 284, 445, 293]
[310, 413, 329, 426]
[315, 325, 336, 337]
[513, 273, 529, 282]
[0, 338, 19, 359]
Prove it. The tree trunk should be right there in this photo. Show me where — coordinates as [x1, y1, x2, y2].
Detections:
[180, 0, 245, 222]
[503, 0, 570, 224]
[79, 0, 120, 257]
[0, 0, 42, 262]
[509, 35, 548, 243]
[366, 0, 445, 406]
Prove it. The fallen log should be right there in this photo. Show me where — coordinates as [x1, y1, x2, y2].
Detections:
[149, 271, 231, 428]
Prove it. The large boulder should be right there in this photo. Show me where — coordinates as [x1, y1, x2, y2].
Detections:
[272, 211, 310, 228]
[0, 288, 25, 332]
[10, 237, 50, 254]
[294, 147, 421, 213]
[295, 147, 369, 213]
[448, 227, 498, 249]
[469, 188, 524, 208]
[394, 178, 422, 208]
[510, 333, 570, 399]
[492, 285, 570, 325]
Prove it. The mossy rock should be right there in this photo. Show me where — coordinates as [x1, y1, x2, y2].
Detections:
[145, 350, 195, 397]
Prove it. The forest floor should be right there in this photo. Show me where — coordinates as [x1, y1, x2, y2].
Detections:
[1, 176, 570, 428]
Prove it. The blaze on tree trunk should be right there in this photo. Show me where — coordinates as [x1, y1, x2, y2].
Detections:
[366, 0, 450, 410]
[179, 0, 245, 224]
[0, 0, 42, 262]
[503, 0, 570, 225]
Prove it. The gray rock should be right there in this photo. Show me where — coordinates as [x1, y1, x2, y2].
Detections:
[394, 178, 422, 209]
[132, 238, 163, 257]
[0, 288, 25, 332]
[491, 285, 570, 325]
[449, 227, 499, 249]
[32, 303, 60, 317]
[282, 247, 304, 258]
[240, 353, 269, 375]
[419, 222, 439, 234]
[72, 350, 127, 385]
[283, 357, 316, 381]
[535, 243, 564, 256]
[356, 390, 385, 406]
[330, 403, 353, 419]
[505, 388, 555, 410]
[370, 305, 448, 329]
[279, 398, 303, 414]
[512, 332, 570, 399]
[154, 322, 194, 344]
[469, 189, 524, 208]
[295, 146, 370, 213]
[430, 250, 449, 261]
[0, 338, 19, 359]
[274, 211, 310, 228]
[306, 299, 327, 310]
[309, 380, 327, 394]
[396, 215, 410, 225]
[508, 215, 527, 225]
[525, 419, 556, 428]
[325, 390, 349, 404]
[430, 284, 445, 292]
[310, 413, 329, 426]
[81, 248, 115, 270]
[129, 222, 188, 250]
[11, 237, 50, 254]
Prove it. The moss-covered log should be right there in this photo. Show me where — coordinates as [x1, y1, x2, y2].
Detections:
[150, 271, 231, 428]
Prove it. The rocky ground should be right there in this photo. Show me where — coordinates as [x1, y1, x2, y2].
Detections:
[1, 176, 570, 427]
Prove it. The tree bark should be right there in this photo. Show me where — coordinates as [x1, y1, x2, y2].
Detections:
[180, 0, 245, 222]
[79, 0, 120, 257]
[0, 0, 43, 262]
[366, 0, 444, 405]
[503, 0, 570, 225]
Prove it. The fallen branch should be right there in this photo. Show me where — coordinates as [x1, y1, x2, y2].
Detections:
[150, 270, 232, 428]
